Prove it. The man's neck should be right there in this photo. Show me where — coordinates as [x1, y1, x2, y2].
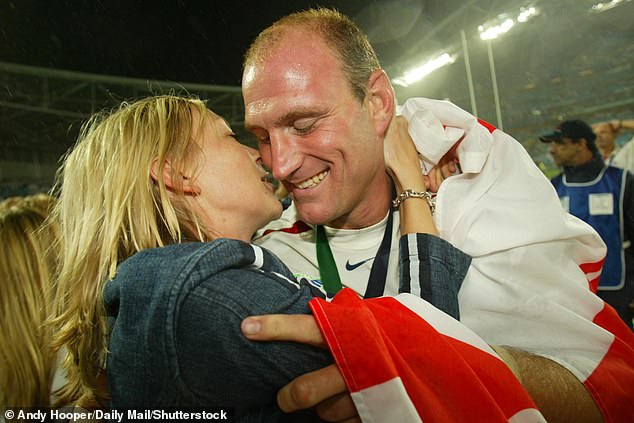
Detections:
[328, 175, 392, 230]
[563, 154, 604, 183]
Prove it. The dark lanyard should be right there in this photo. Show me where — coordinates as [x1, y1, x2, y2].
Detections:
[315, 207, 394, 298]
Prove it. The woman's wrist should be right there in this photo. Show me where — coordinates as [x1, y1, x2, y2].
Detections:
[392, 172, 426, 192]
[393, 189, 435, 213]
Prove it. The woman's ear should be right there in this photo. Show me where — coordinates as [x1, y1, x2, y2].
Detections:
[150, 158, 200, 195]
[367, 69, 396, 136]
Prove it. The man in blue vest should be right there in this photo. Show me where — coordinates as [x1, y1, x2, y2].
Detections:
[541, 119, 634, 329]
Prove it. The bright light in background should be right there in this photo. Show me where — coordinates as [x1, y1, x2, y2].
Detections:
[478, 5, 539, 40]
[392, 4, 541, 87]
[590, 0, 631, 13]
[479, 18, 514, 40]
[392, 53, 456, 87]
[517, 6, 538, 22]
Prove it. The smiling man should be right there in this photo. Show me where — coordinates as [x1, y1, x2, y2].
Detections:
[242, 8, 633, 423]
[242, 22, 391, 231]
[242, 10, 399, 299]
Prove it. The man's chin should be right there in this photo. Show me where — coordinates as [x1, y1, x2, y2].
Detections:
[295, 203, 335, 226]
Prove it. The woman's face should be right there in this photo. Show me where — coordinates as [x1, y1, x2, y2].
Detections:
[190, 110, 282, 241]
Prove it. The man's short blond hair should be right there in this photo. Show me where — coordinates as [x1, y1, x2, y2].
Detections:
[243, 8, 381, 102]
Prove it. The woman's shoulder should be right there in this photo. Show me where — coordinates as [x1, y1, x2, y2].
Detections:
[117, 239, 260, 276]
[104, 239, 293, 305]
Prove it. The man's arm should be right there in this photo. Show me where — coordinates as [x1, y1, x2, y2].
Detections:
[492, 346, 603, 423]
[611, 118, 634, 132]
[243, 314, 604, 423]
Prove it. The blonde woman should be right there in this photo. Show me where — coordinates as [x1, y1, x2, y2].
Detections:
[0, 194, 61, 409]
[51, 95, 470, 420]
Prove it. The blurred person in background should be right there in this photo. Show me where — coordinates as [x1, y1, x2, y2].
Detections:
[0, 194, 63, 409]
[542, 119, 634, 329]
[593, 118, 634, 171]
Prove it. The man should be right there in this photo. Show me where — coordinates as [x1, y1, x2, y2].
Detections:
[542, 119, 634, 329]
[241, 8, 633, 423]
[593, 118, 634, 171]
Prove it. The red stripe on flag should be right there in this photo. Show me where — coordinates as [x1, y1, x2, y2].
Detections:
[579, 258, 605, 274]
[583, 303, 634, 423]
[478, 118, 497, 134]
[588, 276, 600, 293]
[310, 289, 539, 422]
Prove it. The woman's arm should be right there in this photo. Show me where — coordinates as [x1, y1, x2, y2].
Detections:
[385, 116, 470, 318]
[105, 241, 332, 421]
[176, 267, 332, 418]
[384, 115, 437, 236]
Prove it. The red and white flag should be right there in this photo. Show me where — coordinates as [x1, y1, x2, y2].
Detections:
[311, 289, 546, 422]
[393, 98, 634, 422]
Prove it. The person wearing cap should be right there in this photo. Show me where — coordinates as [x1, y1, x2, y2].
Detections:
[541, 119, 634, 329]
[592, 118, 634, 172]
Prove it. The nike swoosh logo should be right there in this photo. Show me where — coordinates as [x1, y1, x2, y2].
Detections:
[345, 257, 374, 271]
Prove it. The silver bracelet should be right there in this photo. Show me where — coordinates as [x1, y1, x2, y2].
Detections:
[392, 189, 435, 213]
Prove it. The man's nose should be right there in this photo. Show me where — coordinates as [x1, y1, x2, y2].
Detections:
[269, 130, 301, 181]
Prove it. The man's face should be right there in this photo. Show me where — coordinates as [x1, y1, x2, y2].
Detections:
[593, 123, 616, 150]
[548, 137, 583, 167]
[242, 32, 388, 228]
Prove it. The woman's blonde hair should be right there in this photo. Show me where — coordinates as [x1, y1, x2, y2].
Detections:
[0, 194, 58, 408]
[50, 95, 210, 406]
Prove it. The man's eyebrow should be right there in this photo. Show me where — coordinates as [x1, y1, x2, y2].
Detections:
[274, 110, 327, 127]
[244, 109, 328, 131]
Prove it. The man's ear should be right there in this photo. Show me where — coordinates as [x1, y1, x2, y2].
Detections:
[150, 158, 200, 195]
[367, 69, 396, 136]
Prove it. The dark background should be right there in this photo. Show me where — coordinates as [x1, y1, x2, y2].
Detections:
[1, 0, 633, 192]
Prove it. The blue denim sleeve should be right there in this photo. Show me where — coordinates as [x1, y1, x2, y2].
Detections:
[175, 266, 333, 416]
[399, 233, 471, 319]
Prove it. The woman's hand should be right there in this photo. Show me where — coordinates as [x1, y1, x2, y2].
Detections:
[384, 116, 427, 193]
[384, 116, 459, 193]
[426, 152, 459, 193]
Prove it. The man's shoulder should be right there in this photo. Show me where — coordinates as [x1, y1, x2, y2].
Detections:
[605, 164, 627, 180]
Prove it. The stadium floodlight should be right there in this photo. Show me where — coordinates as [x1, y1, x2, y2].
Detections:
[590, 0, 630, 13]
[392, 53, 456, 87]
[478, 5, 539, 40]
[517, 6, 538, 22]
[478, 18, 514, 40]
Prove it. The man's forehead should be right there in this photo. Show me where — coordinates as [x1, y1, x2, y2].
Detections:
[243, 54, 346, 126]
[244, 93, 324, 127]
[243, 31, 339, 89]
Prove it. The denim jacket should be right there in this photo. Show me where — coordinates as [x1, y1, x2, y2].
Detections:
[104, 235, 469, 422]
[104, 239, 331, 422]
